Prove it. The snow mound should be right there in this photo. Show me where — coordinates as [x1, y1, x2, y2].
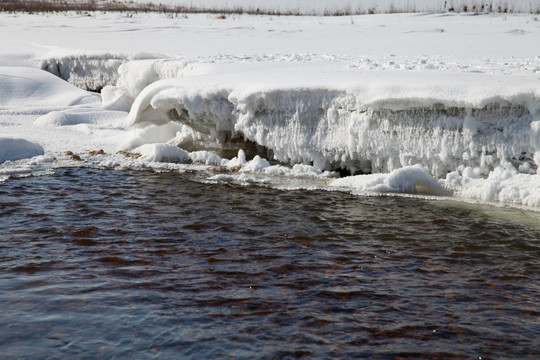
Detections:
[132, 143, 190, 163]
[241, 155, 271, 172]
[189, 151, 227, 166]
[0, 67, 100, 113]
[331, 164, 448, 196]
[120, 122, 185, 151]
[34, 108, 127, 127]
[0, 137, 44, 163]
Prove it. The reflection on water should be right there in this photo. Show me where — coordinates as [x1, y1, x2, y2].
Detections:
[1, 168, 539, 359]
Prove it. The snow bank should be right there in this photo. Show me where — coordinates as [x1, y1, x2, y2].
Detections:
[105, 59, 212, 111]
[0, 137, 44, 163]
[41, 52, 171, 92]
[0, 65, 130, 161]
[2, 12, 540, 210]
[0, 67, 100, 113]
[115, 60, 540, 208]
[123, 62, 540, 177]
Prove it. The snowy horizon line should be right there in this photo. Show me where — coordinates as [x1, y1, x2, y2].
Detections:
[2, 0, 539, 16]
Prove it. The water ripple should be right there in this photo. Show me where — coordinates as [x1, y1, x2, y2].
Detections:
[0, 168, 538, 359]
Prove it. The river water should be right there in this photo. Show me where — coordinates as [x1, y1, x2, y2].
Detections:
[1, 167, 539, 359]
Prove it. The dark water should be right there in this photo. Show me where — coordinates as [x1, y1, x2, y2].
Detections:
[1, 167, 539, 359]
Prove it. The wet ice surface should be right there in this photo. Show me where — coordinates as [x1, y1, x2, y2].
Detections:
[1, 168, 538, 359]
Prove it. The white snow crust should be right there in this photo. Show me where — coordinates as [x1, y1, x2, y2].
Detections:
[1, 11, 539, 211]
[0, 137, 44, 163]
[0, 67, 100, 113]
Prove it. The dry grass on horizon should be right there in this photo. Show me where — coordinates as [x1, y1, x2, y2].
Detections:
[1, 0, 539, 16]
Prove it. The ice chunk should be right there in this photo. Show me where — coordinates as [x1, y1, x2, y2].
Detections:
[226, 149, 248, 168]
[450, 166, 540, 207]
[331, 164, 448, 196]
[132, 143, 189, 163]
[241, 155, 271, 172]
[189, 151, 226, 166]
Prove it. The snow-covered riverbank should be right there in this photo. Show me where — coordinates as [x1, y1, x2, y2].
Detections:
[1, 11, 539, 209]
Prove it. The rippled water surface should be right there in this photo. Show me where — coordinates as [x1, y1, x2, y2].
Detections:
[1, 168, 539, 359]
